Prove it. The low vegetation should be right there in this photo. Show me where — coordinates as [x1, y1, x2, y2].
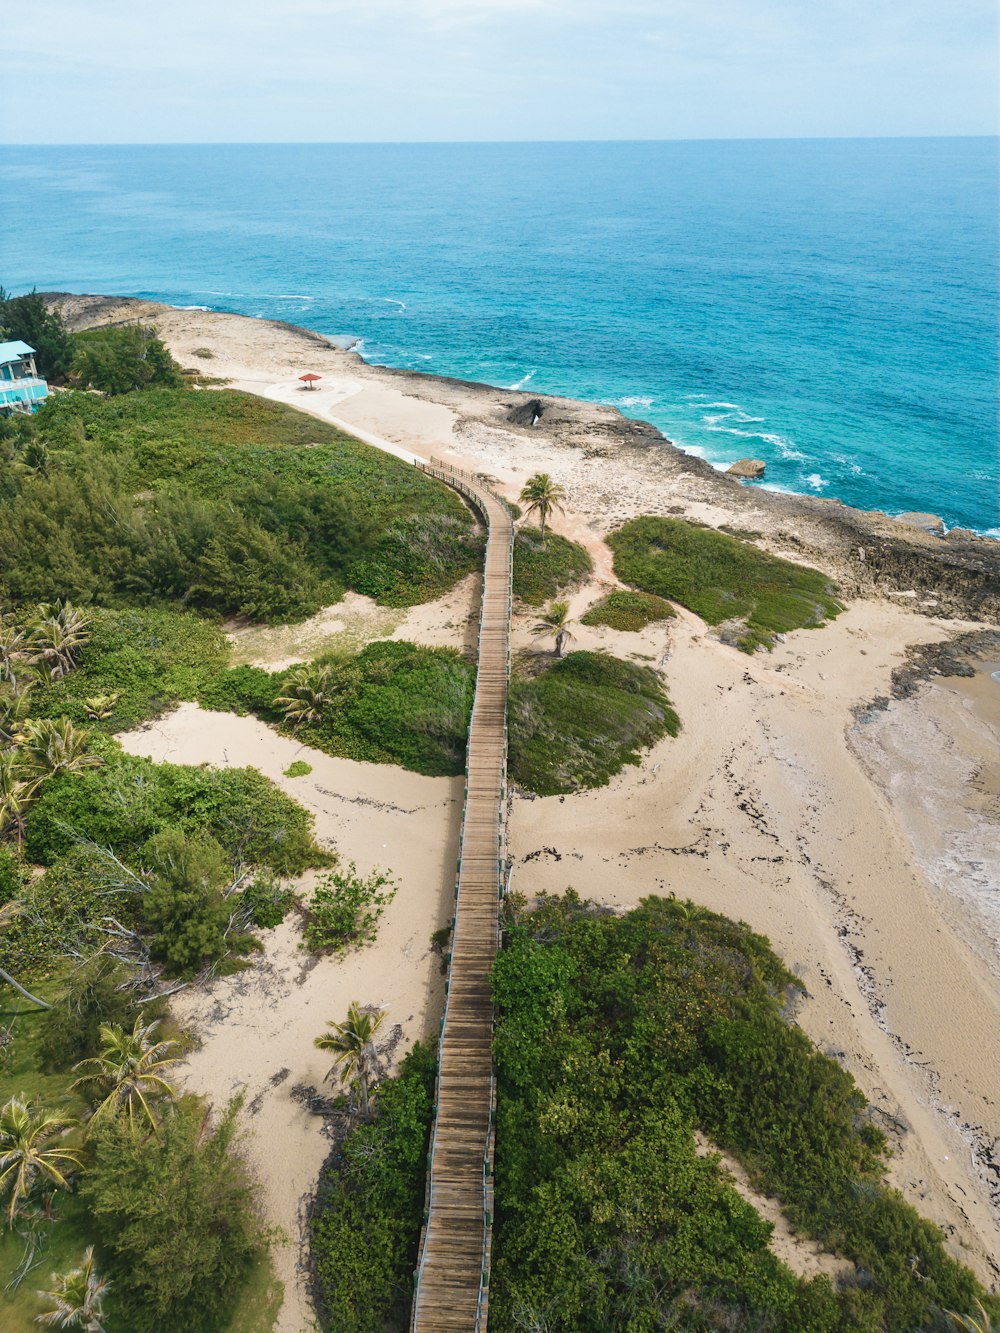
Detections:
[302, 863, 398, 953]
[201, 640, 476, 777]
[310, 1041, 436, 1333]
[581, 587, 676, 631]
[508, 650, 679, 794]
[513, 528, 592, 605]
[609, 515, 843, 651]
[0, 387, 481, 621]
[491, 891, 997, 1332]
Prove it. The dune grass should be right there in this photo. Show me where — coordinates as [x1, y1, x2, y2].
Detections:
[507, 650, 678, 795]
[609, 516, 843, 651]
[580, 588, 677, 632]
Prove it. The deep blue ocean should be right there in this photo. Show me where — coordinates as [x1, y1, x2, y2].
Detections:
[2, 139, 997, 533]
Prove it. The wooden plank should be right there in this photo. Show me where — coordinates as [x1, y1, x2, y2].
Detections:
[410, 463, 512, 1333]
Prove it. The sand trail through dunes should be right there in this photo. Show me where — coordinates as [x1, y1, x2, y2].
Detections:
[120, 705, 461, 1333]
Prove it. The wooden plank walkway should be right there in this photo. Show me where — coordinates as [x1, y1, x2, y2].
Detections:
[410, 461, 513, 1333]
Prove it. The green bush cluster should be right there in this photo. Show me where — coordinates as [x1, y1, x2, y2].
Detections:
[203, 640, 476, 777]
[0, 389, 481, 620]
[310, 1041, 436, 1333]
[491, 892, 994, 1332]
[608, 516, 843, 651]
[82, 1097, 265, 1333]
[303, 863, 398, 953]
[508, 650, 679, 794]
[27, 606, 229, 732]
[72, 325, 182, 395]
[24, 738, 329, 873]
[580, 587, 677, 632]
[513, 528, 592, 605]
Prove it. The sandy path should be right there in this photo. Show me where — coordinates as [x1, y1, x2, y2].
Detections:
[120, 706, 462, 1333]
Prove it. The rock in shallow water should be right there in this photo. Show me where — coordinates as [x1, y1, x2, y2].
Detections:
[893, 511, 945, 535]
[727, 458, 766, 480]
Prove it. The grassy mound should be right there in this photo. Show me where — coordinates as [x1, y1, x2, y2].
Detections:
[200, 640, 476, 777]
[491, 891, 995, 1333]
[609, 516, 843, 651]
[507, 651, 678, 795]
[0, 389, 482, 620]
[513, 528, 592, 605]
[580, 587, 676, 632]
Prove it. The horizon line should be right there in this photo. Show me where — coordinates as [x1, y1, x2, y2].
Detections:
[2, 133, 998, 149]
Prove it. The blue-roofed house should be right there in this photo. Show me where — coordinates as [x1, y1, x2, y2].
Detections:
[0, 340, 49, 415]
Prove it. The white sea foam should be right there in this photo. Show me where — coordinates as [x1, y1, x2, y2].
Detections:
[806, 473, 829, 491]
[382, 298, 407, 311]
[612, 395, 654, 410]
[172, 304, 211, 311]
[508, 370, 537, 391]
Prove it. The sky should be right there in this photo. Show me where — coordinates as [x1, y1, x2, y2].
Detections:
[3, 0, 997, 143]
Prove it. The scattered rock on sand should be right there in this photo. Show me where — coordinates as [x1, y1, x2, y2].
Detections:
[727, 458, 766, 480]
[894, 511, 945, 536]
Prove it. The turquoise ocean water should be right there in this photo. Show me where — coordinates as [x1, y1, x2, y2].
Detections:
[1, 139, 997, 533]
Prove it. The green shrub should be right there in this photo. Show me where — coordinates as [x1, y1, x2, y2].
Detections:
[1, 389, 479, 619]
[38, 956, 163, 1072]
[490, 892, 994, 1332]
[28, 606, 229, 731]
[608, 516, 843, 652]
[206, 640, 476, 777]
[580, 588, 676, 632]
[83, 1097, 265, 1333]
[0, 843, 28, 903]
[303, 863, 398, 953]
[72, 325, 182, 394]
[508, 650, 679, 795]
[25, 740, 330, 874]
[311, 1042, 436, 1332]
[512, 529, 592, 605]
[238, 873, 295, 929]
[141, 829, 233, 977]
[283, 759, 313, 778]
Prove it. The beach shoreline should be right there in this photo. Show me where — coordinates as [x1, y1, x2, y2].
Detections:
[53, 294, 1000, 1315]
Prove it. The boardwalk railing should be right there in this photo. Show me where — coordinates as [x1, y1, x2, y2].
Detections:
[410, 460, 514, 1333]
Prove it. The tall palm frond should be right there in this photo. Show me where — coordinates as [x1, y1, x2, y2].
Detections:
[532, 601, 575, 658]
[0, 1096, 83, 1223]
[274, 663, 336, 728]
[0, 684, 33, 746]
[0, 749, 45, 846]
[71, 1016, 180, 1136]
[18, 718, 101, 779]
[35, 1246, 111, 1331]
[28, 603, 91, 681]
[518, 473, 566, 543]
[315, 1002, 386, 1117]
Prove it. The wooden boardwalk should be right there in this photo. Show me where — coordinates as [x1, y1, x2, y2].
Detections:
[410, 461, 513, 1333]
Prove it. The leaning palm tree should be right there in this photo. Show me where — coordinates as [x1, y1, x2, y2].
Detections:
[28, 603, 91, 681]
[518, 473, 566, 543]
[532, 601, 575, 658]
[315, 1002, 386, 1117]
[19, 718, 101, 780]
[0, 1096, 83, 1223]
[274, 663, 336, 728]
[71, 1016, 180, 1137]
[35, 1247, 111, 1331]
[0, 748, 45, 846]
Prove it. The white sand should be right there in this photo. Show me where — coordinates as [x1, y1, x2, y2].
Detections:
[85, 300, 1000, 1312]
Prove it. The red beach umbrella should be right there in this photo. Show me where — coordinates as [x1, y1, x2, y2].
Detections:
[299, 373, 322, 390]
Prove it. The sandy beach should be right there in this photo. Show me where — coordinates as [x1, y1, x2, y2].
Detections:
[64, 295, 1000, 1322]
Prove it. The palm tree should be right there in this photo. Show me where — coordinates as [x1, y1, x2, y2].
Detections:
[0, 1096, 83, 1223]
[19, 718, 101, 780]
[35, 1247, 110, 1331]
[0, 622, 37, 694]
[532, 601, 575, 658]
[0, 749, 45, 846]
[0, 684, 33, 745]
[274, 663, 336, 728]
[519, 473, 566, 543]
[315, 1002, 386, 1117]
[28, 603, 91, 681]
[71, 1016, 180, 1136]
